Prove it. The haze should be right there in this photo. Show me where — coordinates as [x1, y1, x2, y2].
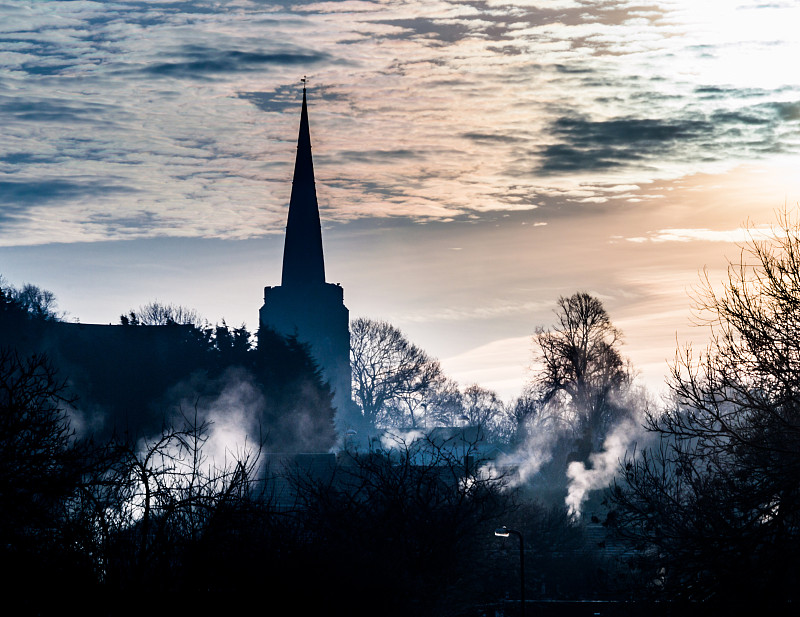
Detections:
[2, 0, 799, 399]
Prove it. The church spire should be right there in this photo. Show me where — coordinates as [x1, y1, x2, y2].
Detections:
[260, 78, 352, 422]
[281, 79, 326, 287]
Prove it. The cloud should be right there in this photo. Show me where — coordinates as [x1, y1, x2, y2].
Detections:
[0, 99, 110, 123]
[775, 101, 800, 122]
[626, 226, 779, 244]
[534, 100, 800, 174]
[537, 115, 713, 173]
[0, 178, 136, 209]
[144, 46, 333, 78]
[0, 0, 799, 247]
[238, 82, 349, 114]
[553, 116, 712, 145]
[461, 131, 526, 144]
[338, 149, 423, 164]
[371, 17, 473, 43]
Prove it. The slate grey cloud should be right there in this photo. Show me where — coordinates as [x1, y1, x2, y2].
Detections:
[145, 47, 333, 78]
[239, 83, 349, 114]
[336, 149, 423, 164]
[462, 132, 527, 144]
[372, 18, 473, 43]
[0, 179, 136, 218]
[538, 116, 713, 173]
[87, 210, 163, 236]
[0, 99, 110, 124]
[534, 97, 800, 174]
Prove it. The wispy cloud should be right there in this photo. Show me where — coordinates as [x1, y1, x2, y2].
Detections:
[627, 226, 777, 244]
[0, 0, 799, 246]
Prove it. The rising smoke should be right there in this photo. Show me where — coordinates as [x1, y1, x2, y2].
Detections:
[483, 425, 558, 490]
[479, 385, 653, 517]
[564, 417, 646, 516]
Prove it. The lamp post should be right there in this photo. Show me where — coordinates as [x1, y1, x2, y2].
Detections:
[495, 526, 525, 617]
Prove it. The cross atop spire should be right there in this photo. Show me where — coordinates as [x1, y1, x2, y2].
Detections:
[280, 80, 325, 287]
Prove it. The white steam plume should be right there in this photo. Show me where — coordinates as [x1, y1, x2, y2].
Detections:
[148, 367, 265, 478]
[565, 418, 644, 517]
[197, 369, 264, 469]
[483, 426, 557, 489]
[380, 428, 426, 451]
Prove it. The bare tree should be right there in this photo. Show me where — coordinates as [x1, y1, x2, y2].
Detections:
[423, 377, 464, 427]
[120, 300, 204, 327]
[507, 388, 575, 446]
[609, 210, 800, 602]
[0, 279, 62, 321]
[0, 349, 97, 605]
[532, 293, 632, 458]
[80, 410, 263, 595]
[0, 349, 76, 534]
[460, 383, 515, 443]
[350, 317, 443, 429]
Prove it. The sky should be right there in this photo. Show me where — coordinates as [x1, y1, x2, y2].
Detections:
[1, 0, 800, 401]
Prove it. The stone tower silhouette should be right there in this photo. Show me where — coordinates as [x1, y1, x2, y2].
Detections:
[259, 83, 351, 418]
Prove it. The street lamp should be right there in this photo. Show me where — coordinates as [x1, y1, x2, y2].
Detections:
[494, 526, 525, 617]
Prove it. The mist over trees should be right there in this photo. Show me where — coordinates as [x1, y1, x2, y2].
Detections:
[0, 339, 533, 615]
[347, 306, 642, 516]
[0, 339, 623, 615]
[349, 317, 521, 445]
[493, 292, 643, 512]
[0, 279, 336, 452]
[531, 292, 634, 462]
[7, 208, 800, 611]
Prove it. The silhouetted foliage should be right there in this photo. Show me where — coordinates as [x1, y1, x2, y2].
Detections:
[460, 383, 515, 443]
[0, 350, 77, 535]
[350, 317, 444, 429]
[423, 376, 464, 425]
[0, 285, 671, 610]
[0, 343, 632, 613]
[1, 281, 335, 449]
[507, 389, 568, 446]
[0, 349, 101, 606]
[212, 319, 252, 363]
[256, 326, 337, 450]
[350, 319, 514, 441]
[286, 434, 513, 616]
[0, 276, 61, 321]
[609, 211, 800, 602]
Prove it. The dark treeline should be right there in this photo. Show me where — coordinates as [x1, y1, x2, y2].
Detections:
[0, 346, 620, 616]
[0, 286, 336, 451]
[0, 281, 626, 615]
[4, 210, 800, 615]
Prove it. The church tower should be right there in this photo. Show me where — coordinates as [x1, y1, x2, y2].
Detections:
[259, 83, 351, 419]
